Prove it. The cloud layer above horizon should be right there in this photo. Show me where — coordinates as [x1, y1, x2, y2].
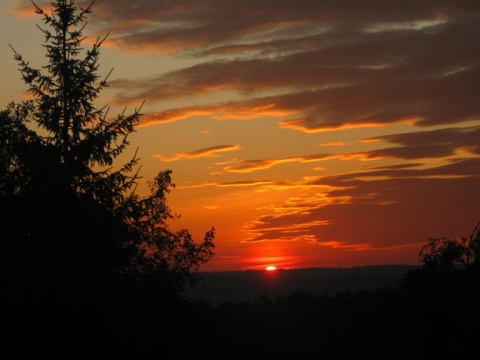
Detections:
[9, 0, 480, 269]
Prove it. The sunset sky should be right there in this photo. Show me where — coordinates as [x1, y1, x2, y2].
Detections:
[1, 0, 479, 272]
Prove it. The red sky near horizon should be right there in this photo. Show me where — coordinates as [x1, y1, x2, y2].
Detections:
[1, 0, 479, 271]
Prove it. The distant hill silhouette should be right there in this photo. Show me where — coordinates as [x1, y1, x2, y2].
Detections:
[196, 265, 419, 306]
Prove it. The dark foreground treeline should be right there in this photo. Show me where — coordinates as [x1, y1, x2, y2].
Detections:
[200, 282, 479, 360]
[2, 267, 479, 359]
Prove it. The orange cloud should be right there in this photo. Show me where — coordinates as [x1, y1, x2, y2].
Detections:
[320, 141, 346, 146]
[176, 180, 275, 189]
[243, 234, 319, 244]
[220, 151, 391, 174]
[279, 118, 417, 133]
[134, 100, 299, 127]
[315, 241, 373, 251]
[203, 205, 218, 210]
[223, 158, 301, 173]
[153, 144, 240, 161]
[217, 180, 274, 187]
[136, 108, 213, 127]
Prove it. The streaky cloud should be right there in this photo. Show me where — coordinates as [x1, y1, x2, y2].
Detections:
[153, 144, 240, 161]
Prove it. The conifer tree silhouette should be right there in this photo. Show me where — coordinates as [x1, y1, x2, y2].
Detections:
[0, 0, 214, 303]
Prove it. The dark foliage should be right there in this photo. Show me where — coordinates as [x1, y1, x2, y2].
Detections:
[0, 0, 214, 344]
[397, 220, 480, 291]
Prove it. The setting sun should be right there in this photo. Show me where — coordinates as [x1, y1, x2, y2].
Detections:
[265, 266, 277, 271]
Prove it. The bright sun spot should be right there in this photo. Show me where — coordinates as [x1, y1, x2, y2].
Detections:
[266, 266, 277, 271]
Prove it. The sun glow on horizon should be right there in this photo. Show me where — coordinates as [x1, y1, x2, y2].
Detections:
[265, 266, 277, 271]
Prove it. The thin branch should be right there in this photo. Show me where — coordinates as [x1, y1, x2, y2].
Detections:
[30, 0, 43, 14]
